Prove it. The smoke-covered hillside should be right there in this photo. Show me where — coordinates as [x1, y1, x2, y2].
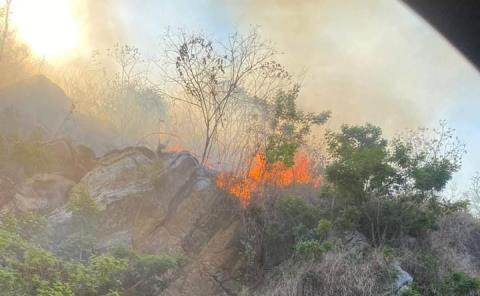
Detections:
[1, 1, 480, 296]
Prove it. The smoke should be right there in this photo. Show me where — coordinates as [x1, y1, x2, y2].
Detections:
[217, 0, 478, 134]
[73, 0, 126, 54]
[64, 0, 479, 135]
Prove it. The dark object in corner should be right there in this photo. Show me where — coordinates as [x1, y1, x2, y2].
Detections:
[402, 0, 480, 71]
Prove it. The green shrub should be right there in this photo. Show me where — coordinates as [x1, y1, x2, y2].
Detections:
[67, 184, 99, 219]
[445, 272, 480, 296]
[294, 240, 333, 260]
[382, 245, 394, 261]
[294, 240, 324, 259]
[0, 211, 46, 241]
[315, 219, 332, 239]
[0, 212, 184, 296]
[335, 205, 361, 230]
[111, 244, 187, 295]
[276, 196, 319, 229]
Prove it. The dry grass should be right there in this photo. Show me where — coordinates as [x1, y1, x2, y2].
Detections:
[398, 213, 480, 294]
[254, 247, 391, 296]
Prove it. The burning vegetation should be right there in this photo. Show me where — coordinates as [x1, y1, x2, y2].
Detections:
[216, 150, 321, 206]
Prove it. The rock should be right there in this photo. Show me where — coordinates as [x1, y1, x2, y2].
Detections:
[342, 231, 371, 258]
[50, 147, 247, 296]
[44, 141, 97, 181]
[0, 75, 121, 155]
[82, 147, 154, 211]
[392, 260, 413, 294]
[12, 174, 75, 213]
[95, 230, 133, 251]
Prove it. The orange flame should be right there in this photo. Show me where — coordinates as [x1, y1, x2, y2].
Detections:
[166, 145, 183, 152]
[216, 150, 321, 206]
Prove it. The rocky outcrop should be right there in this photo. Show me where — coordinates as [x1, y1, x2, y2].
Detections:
[11, 174, 75, 213]
[0, 75, 120, 155]
[48, 147, 246, 296]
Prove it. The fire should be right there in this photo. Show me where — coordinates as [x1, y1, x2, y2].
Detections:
[166, 145, 184, 152]
[216, 150, 321, 206]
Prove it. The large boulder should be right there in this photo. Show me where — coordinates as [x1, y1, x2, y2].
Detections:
[49, 147, 246, 296]
[11, 174, 75, 213]
[0, 75, 120, 155]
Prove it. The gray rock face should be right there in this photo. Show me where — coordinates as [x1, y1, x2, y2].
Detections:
[342, 231, 371, 258]
[392, 260, 413, 294]
[56, 147, 246, 296]
[12, 174, 75, 213]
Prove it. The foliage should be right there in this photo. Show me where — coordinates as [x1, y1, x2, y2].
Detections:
[315, 219, 332, 239]
[276, 196, 320, 231]
[67, 183, 99, 220]
[109, 244, 187, 295]
[391, 121, 465, 195]
[265, 85, 330, 167]
[324, 122, 466, 245]
[325, 123, 393, 203]
[399, 285, 422, 296]
[294, 239, 333, 260]
[261, 196, 335, 264]
[445, 272, 480, 296]
[63, 183, 100, 260]
[0, 210, 46, 241]
[326, 122, 465, 202]
[0, 223, 185, 296]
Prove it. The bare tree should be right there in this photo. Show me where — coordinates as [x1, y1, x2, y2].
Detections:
[0, 0, 12, 61]
[156, 30, 289, 165]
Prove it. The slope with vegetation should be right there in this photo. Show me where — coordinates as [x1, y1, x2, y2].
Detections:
[1, 7, 480, 294]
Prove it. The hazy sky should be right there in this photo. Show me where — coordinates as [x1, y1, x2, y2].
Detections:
[109, 0, 480, 189]
[11, 0, 480, 190]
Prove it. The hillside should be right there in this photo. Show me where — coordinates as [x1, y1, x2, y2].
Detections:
[0, 75, 120, 155]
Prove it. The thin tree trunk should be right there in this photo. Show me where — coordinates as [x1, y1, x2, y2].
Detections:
[0, 0, 12, 61]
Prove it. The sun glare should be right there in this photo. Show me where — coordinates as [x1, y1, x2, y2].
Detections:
[11, 0, 80, 60]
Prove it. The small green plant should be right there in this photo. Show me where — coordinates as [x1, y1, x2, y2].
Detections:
[294, 239, 333, 260]
[67, 184, 99, 218]
[315, 219, 332, 239]
[399, 285, 422, 296]
[382, 245, 394, 261]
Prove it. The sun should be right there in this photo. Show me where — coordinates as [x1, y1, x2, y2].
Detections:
[11, 0, 81, 60]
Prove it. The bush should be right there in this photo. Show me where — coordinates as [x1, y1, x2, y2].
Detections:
[0, 213, 185, 296]
[67, 184, 99, 219]
[315, 219, 332, 239]
[276, 196, 319, 230]
[294, 240, 324, 259]
[445, 272, 480, 296]
[325, 123, 466, 246]
[0, 211, 46, 241]
[262, 196, 322, 265]
[111, 244, 187, 295]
